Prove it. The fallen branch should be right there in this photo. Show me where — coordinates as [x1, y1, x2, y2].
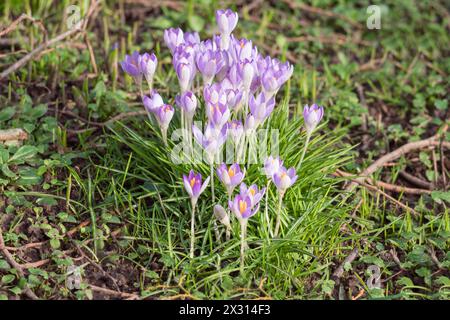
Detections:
[90, 284, 140, 300]
[399, 170, 433, 190]
[332, 247, 359, 280]
[0, 13, 47, 38]
[345, 126, 449, 191]
[0, 224, 39, 300]
[0, 128, 28, 141]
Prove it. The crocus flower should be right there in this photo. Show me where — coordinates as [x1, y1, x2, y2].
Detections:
[176, 62, 195, 93]
[140, 52, 157, 88]
[207, 102, 230, 128]
[261, 62, 294, 98]
[273, 166, 298, 195]
[214, 204, 231, 230]
[183, 170, 210, 205]
[196, 49, 227, 85]
[120, 51, 142, 78]
[228, 120, 244, 143]
[237, 59, 255, 91]
[192, 122, 228, 163]
[154, 104, 174, 130]
[303, 104, 324, 134]
[175, 91, 197, 120]
[217, 163, 245, 196]
[249, 92, 275, 125]
[264, 156, 283, 178]
[229, 194, 259, 220]
[184, 32, 201, 45]
[142, 90, 164, 113]
[216, 9, 238, 49]
[239, 183, 265, 207]
[204, 83, 227, 107]
[164, 28, 184, 53]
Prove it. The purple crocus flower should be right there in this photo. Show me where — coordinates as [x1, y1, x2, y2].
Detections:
[183, 170, 210, 205]
[303, 104, 324, 134]
[120, 51, 142, 79]
[176, 62, 195, 93]
[217, 163, 245, 196]
[273, 166, 298, 194]
[192, 122, 228, 163]
[140, 53, 157, 86]
[237, 59, 255, 90]
[196, 49, 227, 85]
[206, 102, 230, 128]
[264, 156, 283, 179]
[175, 91, 197, 120]
[142, 90, 164, 113]
[229, 194, 259, 220]
[232, 37, 255, 61]
[154, 104, 174, 130]
[239, 183, 265, 207]
[261, 61, 294, 98]
[164, 28, 184, 53]
[184, 32, 201, 45]
[216, 9, 238, 36]
[203, 83, 228, 107]
[228, 120, 244, 143]
[249, 92, 275, 125]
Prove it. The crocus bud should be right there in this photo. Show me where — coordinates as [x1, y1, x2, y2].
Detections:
[143, 91, 164, 113]
[264, 156, 283, 179]
[239, 60, 255, 90]
[140, 53, 157, 86]
[175, 91, 197, 119]
[303, 104, 324, 134]
[155, 104, 174, 130]
[176, 63, 193, 93]
[273, 166, 298, 195]
[164, 28, 184, 53]
[216, 9, 238, 36]
[214, 205, 230, 228]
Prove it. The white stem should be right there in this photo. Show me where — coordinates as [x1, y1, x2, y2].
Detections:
[240, 219, 248, 274]
[274, 192, 284, 237]
[298, 132, 311, 169]
[190, 200, 197, 259]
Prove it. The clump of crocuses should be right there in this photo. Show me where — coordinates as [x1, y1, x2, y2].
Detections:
[119, 9, 325, 270]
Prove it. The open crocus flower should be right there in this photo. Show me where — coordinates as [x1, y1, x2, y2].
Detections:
[239, 183, 265, 207]
[192, 122, 228, 163]
[273, 166, 298, 195]
[207, 102, 230, 128]
[140, 52, 157, 89]
[164, 28, 184, 53]
[303, 104, 324, 134]
[120, 51, 142, 78]
[229, 194, 259, 220]
[249, 92, 275, 125]
[183, 170, 210, 205]
[217, 163, 245, 196]
[264, 156, 283, 179]
[228, 120, 244, 143]
[196, 49, 227, 85]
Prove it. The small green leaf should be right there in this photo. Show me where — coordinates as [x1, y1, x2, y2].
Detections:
[188, 15, 205, 32]
[8, 145, 38, 163]
[1, 274, 16, 284]
[0, 107, 16, 122]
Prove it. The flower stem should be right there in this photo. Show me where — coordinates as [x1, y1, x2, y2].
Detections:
[274, 192, 284, 237]
[189, 200, 197, 259]
[161, 127, 168, 147]
[298, 132, 311, 169]
[264, 180, 273, 237]
[240, 219, 248, 274]
[210, 162, 221, 242]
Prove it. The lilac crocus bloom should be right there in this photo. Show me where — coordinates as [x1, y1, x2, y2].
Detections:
[303, 104, 324, 134]
[239, 183, 265, 207]
[154, 104, 174, 130]
[175, 91, 197, 120]
[192, 122, 228, 163]
[237, 59, 255, 90]
[140, 53, 157, 86]
[142, 91, 164, 113]
[164, 28, 184, 53]
[184, 32, 201, 45]
[120, 51, 142, 79]
[228, 120, 244, 143]
[264, 156, 283, 179]
[229, 194, 259, 220]
[196, 49, 226, 85]
[273, 166, 298, 195]
[204, 83, 228, 107]
[249, 92, 275, 125]
[232, 37, 254, 61]
[207, 102, 230, 128]
[183, 170, 210, 205]
[176, 62, 194, 93]
[217, 163, 245, 196]
[261, 62, 294, 98]
[216, 9, 239, 35]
